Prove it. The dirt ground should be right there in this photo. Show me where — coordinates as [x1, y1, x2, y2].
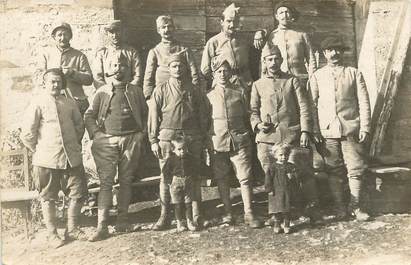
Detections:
[2, 187, 411, 265]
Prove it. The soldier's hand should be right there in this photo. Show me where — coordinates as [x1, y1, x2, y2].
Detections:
[300, 132, 310, 147]
[151, 142, 162, 159]
[253, 30, 266, 50]
[313, 133, 324, 144]
[257, 122, 272, 133]
[359, 131, 369, 143]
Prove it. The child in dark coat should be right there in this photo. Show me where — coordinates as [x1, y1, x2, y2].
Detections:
[265, 143, 303, 234]
[162, 137, 206, 232]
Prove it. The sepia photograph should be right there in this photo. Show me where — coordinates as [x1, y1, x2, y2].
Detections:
[0, 0, 410, 264]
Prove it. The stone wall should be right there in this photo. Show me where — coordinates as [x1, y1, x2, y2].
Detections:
[0, 0, 114, 135]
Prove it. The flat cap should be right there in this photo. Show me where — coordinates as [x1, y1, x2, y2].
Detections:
[104, 20, 122, 31]
[321, 36, 349, 50]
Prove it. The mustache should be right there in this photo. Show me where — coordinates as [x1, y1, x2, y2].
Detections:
[105, 70, 120, 78]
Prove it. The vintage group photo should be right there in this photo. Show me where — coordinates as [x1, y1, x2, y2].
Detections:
[0, 0, 410, 264]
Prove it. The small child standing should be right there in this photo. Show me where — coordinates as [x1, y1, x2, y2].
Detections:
[162, 137, 204, 232]
[265, 144, 303, 234]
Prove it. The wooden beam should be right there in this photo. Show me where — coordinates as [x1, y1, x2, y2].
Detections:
[370, 0, 411, 158]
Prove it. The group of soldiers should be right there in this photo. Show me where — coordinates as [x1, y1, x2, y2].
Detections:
[21, 0, 372, 248]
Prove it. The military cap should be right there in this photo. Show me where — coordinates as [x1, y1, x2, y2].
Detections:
[167, 49, 187, 66]
[261, 43, 282, 58]
[104, 20, 122, 32]
[211, 54, 232, 72]
[222, 3, 240, 18]
[321, 36, 349, 50]
[51, 21, 72, 37]
[274, 1, 300, 21]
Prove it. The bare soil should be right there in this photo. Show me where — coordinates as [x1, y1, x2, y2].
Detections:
[2, 188, 411, 265]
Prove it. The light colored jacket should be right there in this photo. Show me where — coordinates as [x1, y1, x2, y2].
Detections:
[250, 72, 311, 144]
[308, 65, 371, 138]
[20, 94, 84, 169]
[94, 44, 142, 89]
[84, 83, 147, 139]
[39, 46, 93, 99]
[143, 41, 199, 99]
[206, 83, 251, 152]
[201, 32, 253, 89]
[267, 27, 317, 77]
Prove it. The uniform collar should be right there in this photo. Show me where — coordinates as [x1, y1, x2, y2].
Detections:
[265, 70, 283, 79]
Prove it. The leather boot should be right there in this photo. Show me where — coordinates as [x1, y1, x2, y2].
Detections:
[152, 180, 172, 231]
[349, 176, 370, 221]
[88, 208, 110, 242]
[216, 179, 233, 224]
[241, 184, 263, 228]
[174, 203, 187, 232]
[65, 199, 87, 241]
[41, 200, 64, 248]
[329, 175, 348, 220]
[115, 184, 134, 232]
[185, 203, 198, 231]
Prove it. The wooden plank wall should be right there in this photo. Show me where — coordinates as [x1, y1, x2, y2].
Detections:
[116, 0, 356, 73]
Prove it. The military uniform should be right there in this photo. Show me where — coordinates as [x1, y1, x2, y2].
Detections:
[148, 52, 208, 229]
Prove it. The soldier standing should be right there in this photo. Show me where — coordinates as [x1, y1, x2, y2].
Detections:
[144, 15, 200, 100]
[206, 54, 262, 228]
[309, 37, 371, 221]
[201, 3, 253, 93]
[39, 21, 93, 115]
[254, 0, 317, 86]
[148, 51, 208, 230]
[85, 52, 147, 241]
[94, 20, 142, 89]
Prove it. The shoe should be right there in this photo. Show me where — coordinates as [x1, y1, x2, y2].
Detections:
[194, 216, 211, 229]
[176, 220, 187, 232]
[187, 219, 198, 232]
[47, 232, 65, 248]
[221, 214, 234, 225]
[244, 213, 263, 229]
[334, 211, 349, 221]
[115, 222, 140, 233]
[273, 222, 283, 234]
[64, 227, 88, 241]
[264, 216, 276, 227]
[283, 226, 291, 234]
[283, 220, 291, 234]
[88, 226, 109, 242]
[354, 209, 370, 222]
[152, 214, 172, 231]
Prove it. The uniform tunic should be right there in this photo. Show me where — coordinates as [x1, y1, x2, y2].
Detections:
[144, 41, 199, 99]
[201, 32, 253, 90]
[94, 44, 142, 89]
[21, 94, 84, 169]
[267, 27, 317, 77]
